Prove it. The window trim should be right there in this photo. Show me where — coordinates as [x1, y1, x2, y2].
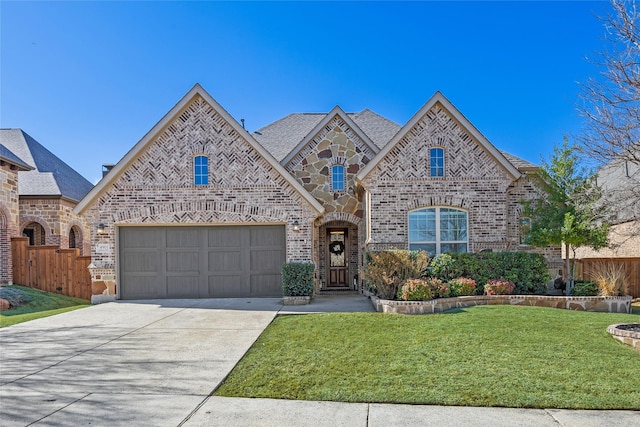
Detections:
[331, 164, 345, 191]
[430, 147, 445, 177]
[193, 155, 209, 186]
[408, 206, 468, 255]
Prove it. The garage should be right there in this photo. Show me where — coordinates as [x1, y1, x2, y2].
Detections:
[119, 225, 286, 299]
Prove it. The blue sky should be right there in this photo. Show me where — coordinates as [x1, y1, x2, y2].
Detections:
[1, 1, 611, 184]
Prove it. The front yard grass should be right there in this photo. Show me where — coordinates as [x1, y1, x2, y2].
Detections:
[216, 305, 639, 409]
[0, 285, 89, 328]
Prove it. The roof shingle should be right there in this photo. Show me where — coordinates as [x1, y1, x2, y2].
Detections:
[0, 129, 93, 202]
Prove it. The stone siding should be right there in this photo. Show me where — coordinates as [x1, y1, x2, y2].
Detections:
[284, 114, 375, 217]
[19, 198, 90, 255]
[85, 94, 320, 297]
[0, 165, 20, 283]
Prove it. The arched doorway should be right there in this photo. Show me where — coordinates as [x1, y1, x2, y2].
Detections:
[318, 219, 360, 291]
[68, 225, 84, 255]
[22, 222, 46, 246]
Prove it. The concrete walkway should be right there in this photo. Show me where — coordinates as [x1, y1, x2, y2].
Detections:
[1, 295, 637, 426]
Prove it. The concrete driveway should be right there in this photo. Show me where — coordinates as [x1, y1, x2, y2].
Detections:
[0, 296, 374, 426]
[1, 295, 638, 426]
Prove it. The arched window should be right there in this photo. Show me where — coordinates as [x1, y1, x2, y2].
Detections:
[194, 155, 208, 186]
[430, 147, 444, 177]
[408, 207, 468, 256]
[332, 165, 345, 191]
[69, 227, 77, 248]
[519, 217, 532, 245]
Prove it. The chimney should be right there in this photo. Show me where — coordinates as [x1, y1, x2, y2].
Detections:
[102, 164, 115, 177]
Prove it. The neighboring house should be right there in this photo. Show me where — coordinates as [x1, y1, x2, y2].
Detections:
[573, 156, 640, 296]
[74, 84, 560, 301]
[0, 129, 93, 284]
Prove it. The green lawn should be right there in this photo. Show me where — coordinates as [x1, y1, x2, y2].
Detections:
[216, 305, 639, 409]
[0, 285, 89, 328]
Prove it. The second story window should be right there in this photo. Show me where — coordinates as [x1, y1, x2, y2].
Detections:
[194, 155, 208, 186]
[332, 165, 345, 191]
[430, 147, 444, 177]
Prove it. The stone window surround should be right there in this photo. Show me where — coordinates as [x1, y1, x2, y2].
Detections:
[331, 164, 345, 192]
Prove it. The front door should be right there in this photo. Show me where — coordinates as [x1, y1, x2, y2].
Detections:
[327, 228, 348, 287]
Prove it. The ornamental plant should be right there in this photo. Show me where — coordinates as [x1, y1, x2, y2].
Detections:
[281, 262, 315, 296]
[398, 278, 433, 301]
[362, 250, 429, 299]
[448, 277, 476, 297]
[398, 277, 450, 301]
[429, 253, 455, 280]
[484, 278, 515, 296]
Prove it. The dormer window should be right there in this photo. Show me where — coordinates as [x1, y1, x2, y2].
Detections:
[430, 147, 444, 177]
[194, 155, 208, 186]
[332, 165, 345, 191]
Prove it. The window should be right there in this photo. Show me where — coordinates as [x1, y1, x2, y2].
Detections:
[194, 155, 208, 186]
[69, 228, 77, 249]
[430, 147, 444, 177]
[408, 207, 468, 256]
[519, 217, 532, 245]
[332, 165, 345, 191]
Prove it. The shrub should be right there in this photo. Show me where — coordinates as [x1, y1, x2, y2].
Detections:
[448, 252, 550, 295]
[398, 278, 433, 301]
[591, 262, 628, 296]
[570, 280, 598, 296]
[362, 250, 429, 300]
[448, 277, 477, 297]
[429, 253, 455, 280]
[484, 278, 515, 296]
[397, 277, 450, 301]
[281, 262, 315, 296]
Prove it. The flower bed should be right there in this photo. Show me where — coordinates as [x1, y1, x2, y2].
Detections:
[371, 294, 632, 314]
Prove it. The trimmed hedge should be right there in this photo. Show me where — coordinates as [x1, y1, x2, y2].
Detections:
[281, 262, 315, 296]
[434, 252, 551, 295]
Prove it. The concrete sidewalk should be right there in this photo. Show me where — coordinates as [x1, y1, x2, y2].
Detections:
[1, 295, 637, 426]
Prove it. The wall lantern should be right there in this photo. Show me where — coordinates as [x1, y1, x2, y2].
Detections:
[292, 220, 300, 232]
[97, 223, 106, 235]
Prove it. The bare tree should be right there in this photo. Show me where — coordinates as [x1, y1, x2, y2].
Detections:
[578, 0, 640, 166]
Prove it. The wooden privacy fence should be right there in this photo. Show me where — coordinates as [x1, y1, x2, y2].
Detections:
[575, 258, 640, 299]
[11, 237, 92, 301]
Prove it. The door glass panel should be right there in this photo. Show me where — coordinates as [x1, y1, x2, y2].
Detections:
[329, 231, 346, 267]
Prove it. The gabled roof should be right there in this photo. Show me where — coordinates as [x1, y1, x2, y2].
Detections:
[0, 143, 33, 171]
[357, 92, 522, 181]
[280, 105, 381, 166]
[0, 129, 93, 202]
[349, 108, 401, 149]
[74, 84, 325, 216]
[500, 150, 538, 172]
[253, 108, 400, 162]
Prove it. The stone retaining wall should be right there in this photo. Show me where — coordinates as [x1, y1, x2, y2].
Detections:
[372, 294, 632, 314]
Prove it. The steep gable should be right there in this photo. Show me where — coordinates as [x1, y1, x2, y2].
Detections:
[358, 92, 521, 183]
[282, 106, 379, 170]
[75, 84, 323, 217]
[280, 107, 380, 215]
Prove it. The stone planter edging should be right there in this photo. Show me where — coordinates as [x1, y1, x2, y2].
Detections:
[283, 296, 312, 306]
[371, 294, 632, 315]
[607, 324, 640, 350]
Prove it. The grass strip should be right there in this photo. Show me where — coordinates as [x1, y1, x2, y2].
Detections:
[216, 305, 639, 409]
[0, 285, 89, 327]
